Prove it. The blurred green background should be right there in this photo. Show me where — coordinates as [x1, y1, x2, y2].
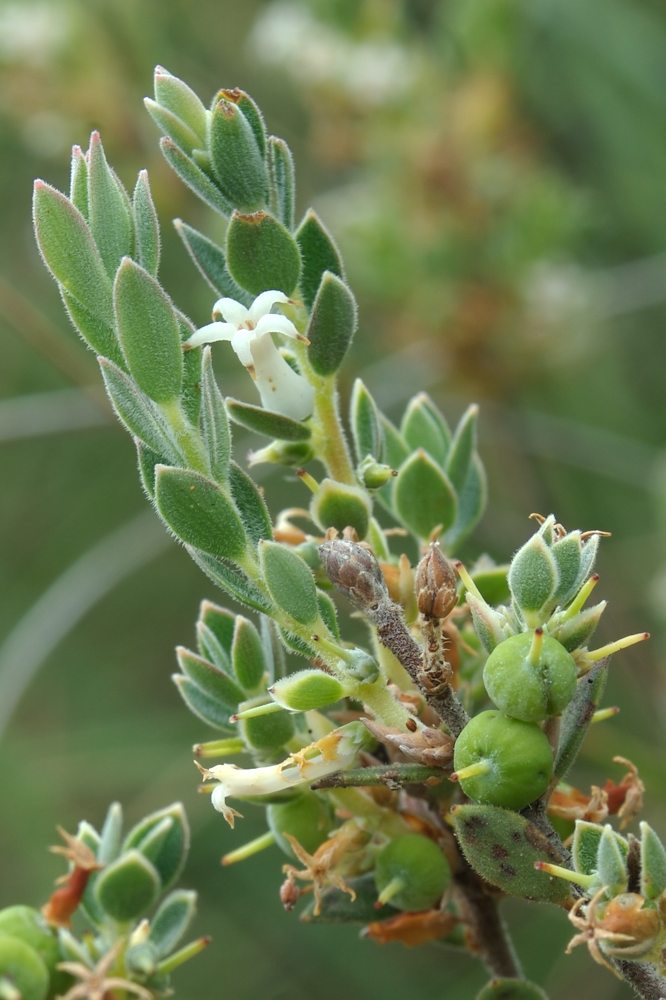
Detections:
[1, 1, 665, 997]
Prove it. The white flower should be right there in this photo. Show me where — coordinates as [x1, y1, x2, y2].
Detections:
[186, 290, 315, 421]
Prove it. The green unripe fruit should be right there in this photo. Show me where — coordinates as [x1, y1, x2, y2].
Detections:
[453, 711, 552, 810]
[483, 631, 577, 722]
[374, 834, 450, 912]
[0, 935, 49, 1000]
[476, 977, 549, 1000]
[267, 793, 334, 858]
[0, 907, 59, 982]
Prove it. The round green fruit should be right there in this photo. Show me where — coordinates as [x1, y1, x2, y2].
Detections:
[0, 935, 49, 1000]
[476, 977, 549, 1000]
[267, 793, 334, 858]
[453, 711, 553, 810]
[0, 907, 59, 979]
[374, 833, 450, 912]
[483, 632, 577, 722]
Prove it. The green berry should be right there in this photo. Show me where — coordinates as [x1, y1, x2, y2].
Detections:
[453, 710, 553, 810]
[0, 907, 59, 980]
[374, 833, 450, 912]
[267, 793, 334, 858]
[0, 935, 49, 1000]
[483, 631, 577, 722]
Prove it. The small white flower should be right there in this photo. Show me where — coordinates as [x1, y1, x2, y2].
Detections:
[186, 290, 315, 421]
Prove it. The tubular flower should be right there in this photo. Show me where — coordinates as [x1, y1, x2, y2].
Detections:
[185, 290, 315, 420]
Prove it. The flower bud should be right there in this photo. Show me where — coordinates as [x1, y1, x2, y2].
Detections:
[415, 543, 458, 620]
[357, 456, 395, 491]
[319, 537, 388, 609]
[249, 439, 315, 467]
[340, 648, 380, 683]
[270, 669, 346, 712]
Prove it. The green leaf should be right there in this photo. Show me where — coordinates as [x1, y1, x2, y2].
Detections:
[69, 144, 88, 219]
[123, 803, 189, 892]
[508, 535, 559, 616]
[33, 180, 113, 321]
[228, 461, 272, 546]
[200, 348, 231, 482]
[310, 478, 371, 538]
[295, 209, 343, 310]
[159, 136, 232, 216]
[259, 540, 319, 625]
[306, 271, 357, 377]
[381, 417, 409, 469]
[132, 170, 160, 277]
[99, 358, 178, 457]
[173, 220, 250, 303]
[215, 87, 268, 157]
[173, 674, 235, 731]
[572, 820, 604, 876]
[551, 533, 583, 606]
[268, 136, 295, 230]
[446, 404, 479, 492]
[113, 258, 183, 403]
[400, 393, 449, 466]
[239, 701, 295, 750]
[209, 99, 268, 211]
[199, 600, 236, 655]
[153, 66, 207, 146]
[278, 626, 318, 660]
[177, 312, 202, 426]
[148, 889, 197, 958]
[136, 441, 168, 498]
[350, 378, 383, 462]
[317, 589, 339, 640]
[94, 849, 160, 922]
[226, 397, 312, 441]
[188, 549, 274, 614]
[555, 661, 608, 779]
[596, 825, 628, 895]
[394, 449, 457, 539]
[176, 647, 245, 711]
[231, 616, 266, 692]
[145, 98, 203, 155]
[446, 454, 487, 550]
[88, 131, 134, 276]
[155, 466, 247, 559]
[226, 210, 301, 296]
[452, 804, 571, 904]
[196, 621, 231, 671]
[61, 286, 122, 363]
[640, 822, 666, 901]
[98, 801, 123, 864]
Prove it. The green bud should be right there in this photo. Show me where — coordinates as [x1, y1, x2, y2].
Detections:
[476, 979, 549, 1000]
[295, 209, 344, 311]
[342, 648, 380, 683]
[155, 466, 247, 560]
[226, 210, 301, 295]
[270, 669, 346, 712]
[209, 99, 268, 211]
[123, 803, 190, 892]
[374, 834, 450, 912]
[639, 822, 666, 900]
[394, 449, 457, 540]
[466, 592, 507, 653]
[154, 66, 208, 147]
[357, 456, 395, 490]
[267, 793, 334, 858]
[249, 439, 315, 467]
[452, 711, 552, 811]
[306, 271, 357, 377]
[310, 478, 372, 539]
[596, 824, 628, 896]
[0, 935, 49, 1000]
[259, 540, 319, 625]
[94, 849, 160, 922]
[452, 804, 571, 903]
[550, 601, 606, 652]
[483, 631, 577, 722]
[508, 533, 559, 624]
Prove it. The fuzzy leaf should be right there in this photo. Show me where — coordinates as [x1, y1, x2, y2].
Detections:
[306, 271, 357, 377]
[446, 404, 479, 492]
[640, 822, 666, 900]
[554, 661, 608, 780]
[113, 258, 183, 403]
[209, 99, 268, 211]
[226, 397, 311, 441]
[401, 393, 449, 466]
[259, 540, 319, 625]
[196, 621, 231, 672]
[310, 478, 371, 538]
[94, 850, 160, 922]
[173, 674, 235, 731]
[99, 358, 178, 458]
[239, 703, 295, 750]
[148, 889, 197, 958]
[228, 461, 272, 547]
[33, 180, 113, 321]
[176, 647, 244, 709]
[394, 449, 457, 539]
[153, 67, 207, 145]
[452, 804, 571, 904]
[69, 144, 88, 218]
[226, 210, 301, 296]
[446, 453, 487, 550]
[173, 220, 250, 303]
[572, 820, 604, 876]
[271, 669, 345, 711]
[132, 170, 160, 277]
[231, 615, 265, 692]
[98, 801, 123, 864]
[188, 549, 274, 614]
[350, 378, 383, 462]
[136, 441, 169, 498]
[160, 137, 233, 216]
[596, 825, 628, 895]
[61, 287, 121, 363]
[295, 209, 344, 310]
[317, 590, 339, 640]
[200, 348, 231, 482]
[199, 600, 236, 655]
[145, 98, 203, 155]
[155, 466, 247, 559]
[123, 803, 189, 892]
[88, 131, 134, 276]
[268, 136, 295, 230]
[508, 535, 559, 617]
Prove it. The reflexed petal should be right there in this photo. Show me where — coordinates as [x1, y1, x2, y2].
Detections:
[186, 321, 236, 348]
[254, 312, 301, 340]
[212, 297, 248, 325]
[231, 328, 256, 367]
[249, 333, 314, 421]
[248, 289, 289, 324]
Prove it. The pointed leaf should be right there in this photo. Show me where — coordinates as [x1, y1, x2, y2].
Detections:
[176, 647, 245, 709]
[231, 615, 266, 691]
[61, 286, 121, 362]
[446, 454, 487, 550]
[394, 449, 457, 539]
[69, 144, 88, 219]
[173, 674, 235, 731]
[295, 209, 343, 310]
[268, 136, 295, 230]
[401, 393, 448, 466]
[446, 404, 479, 492]
[88, 131, 134, 275]
[555, 661, 608, 780]
[199, 600, 236, 655]
[123, 803, 190, 891]
[215, 87, 267, 157]
[155, 466, 247, 559]
[98, 801, 123, 864]
[174, 220, 250, 303]
[132, 170, 160, 276]
[226, 397, 311, 441]
[160, 136, 232, 216]
[99, 358, 178, 457]
[228, 461, 272, 545]
[200, 347, 231, 482]
[306, 271, 357, 377]
[640, 822, 666, 901]
[188, 549, 274, 614]
[596, 825, 628, 895]
[196, 620, 231, 671]
[148, 890, 197, 958]
[350, 378, 383, 462]
[153, 67, 207, 145]
[259, 540, 319, 625]
[209, 99, 268, 211]
[145, 98, 203, 155]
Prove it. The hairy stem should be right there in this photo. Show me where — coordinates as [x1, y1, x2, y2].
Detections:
[310, 374, 356, 484]
[312, 763, 445, 790]
[453, 866, 522, 979]
[613, 961, 666, 1000]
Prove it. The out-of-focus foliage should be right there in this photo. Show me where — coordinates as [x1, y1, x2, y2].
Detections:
[2, 1, 665, 998]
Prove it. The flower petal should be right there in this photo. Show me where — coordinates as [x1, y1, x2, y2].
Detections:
[254, 312, 302, 340]
[249, 333, 314, 421]
[212, 297, 248, 325]
[248, 289, 290, 324]
[230, 328, 256, 367]
[186, 321, 237, 349]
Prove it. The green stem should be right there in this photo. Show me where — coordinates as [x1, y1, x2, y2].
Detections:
[310, 374, 356, 484]
[312, 763, 445, 789]
[358, 676, 414, 727]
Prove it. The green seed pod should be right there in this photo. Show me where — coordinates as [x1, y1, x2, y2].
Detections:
[476, 978, 549, 1000]
[374, 834, 450, 912]
[483, 631, 577, 722]
[310, 478, 372, 540]
[270, 669, 346, 712]
[0, 908, 59, 986]
[452, 711, 553, 811]
[0, 935, 49, 1000]
[267, 793, 334, 858]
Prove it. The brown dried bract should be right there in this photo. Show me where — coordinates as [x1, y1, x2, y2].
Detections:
[363, 718, 454, 769]
[363, 908, 458, 947]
